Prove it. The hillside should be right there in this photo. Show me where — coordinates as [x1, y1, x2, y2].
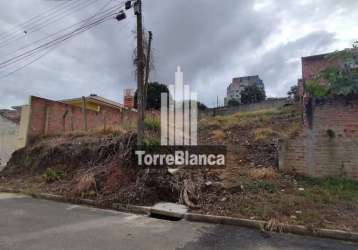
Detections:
[1, 105, 358, 231]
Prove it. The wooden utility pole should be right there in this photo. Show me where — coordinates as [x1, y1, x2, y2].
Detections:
[144, 31, 153, 110]
[135, 0, 145, 145]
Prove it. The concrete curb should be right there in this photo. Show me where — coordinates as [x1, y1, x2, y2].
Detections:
[1, 189, 358, 243]
[0, 188, 150, 215]
[185, 213, 358, 242]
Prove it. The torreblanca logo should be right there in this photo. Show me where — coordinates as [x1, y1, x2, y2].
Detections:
[135, 150, 225, 167]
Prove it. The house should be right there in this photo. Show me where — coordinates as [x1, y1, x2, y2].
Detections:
[0, 108, 21, 167]
[61, 94, 125, 112]
[225, 75, 265, 105]
[0, 94, 137, 167]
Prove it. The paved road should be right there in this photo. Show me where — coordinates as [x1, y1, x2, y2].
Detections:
[0, 193, 357, 250]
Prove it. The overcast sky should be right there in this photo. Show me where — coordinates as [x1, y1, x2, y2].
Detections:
[0, 0, 357, 108]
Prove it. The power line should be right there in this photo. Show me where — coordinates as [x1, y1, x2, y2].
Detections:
[0, 13, 117, 69]
[0, 2, 125, 69]
[0, 2, 127, 77]
[0, 16, 113, 80]
[0, 0, 100, 49]
[0, 0, 75, 40]
[0, 15, 130, 80]
[1, 1, 123, 60]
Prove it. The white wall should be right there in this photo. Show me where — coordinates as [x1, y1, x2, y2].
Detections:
[0, 116, 19, 167]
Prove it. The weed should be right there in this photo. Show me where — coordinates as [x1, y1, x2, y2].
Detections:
[76, 173, 97, 194]
[144, 117, 160, 131]
[253, 128, 277, 141]
[245, 180, 276, 193]
[265, 218, 286, 232]
[143, 138, 160, 147]
[248, 167, 278, 180]
[43, 168, 64, 183]
[211, 129, 225, 141]
[298, 176, 358, 202]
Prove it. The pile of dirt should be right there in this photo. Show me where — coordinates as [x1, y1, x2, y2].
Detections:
[1, 132, 209, 207]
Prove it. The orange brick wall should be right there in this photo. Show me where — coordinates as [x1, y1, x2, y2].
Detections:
[28, 96, 137, 140]
[280, 97, 358, 180]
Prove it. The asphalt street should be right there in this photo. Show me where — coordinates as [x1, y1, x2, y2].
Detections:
[0, 193, 357, 250]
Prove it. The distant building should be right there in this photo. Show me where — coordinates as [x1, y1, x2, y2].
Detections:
[225, 75, 265, 105]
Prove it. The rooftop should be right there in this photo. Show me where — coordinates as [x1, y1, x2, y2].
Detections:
[0, 109, 21, 124]
[61, 94, 125, 110]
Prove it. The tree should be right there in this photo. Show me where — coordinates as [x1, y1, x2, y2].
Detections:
[197, 101, 208, 111]
[306, 42, 358, 97]
[287, 85, 299, 101]
[240, 85, 266, 104]
[134, 82, 169, 110]
[227, 99, 240, 107]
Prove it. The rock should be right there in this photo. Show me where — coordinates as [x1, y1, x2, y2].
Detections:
[298, 187, 304, 191]
[220, 197, 227, 202]
[168, 168, 179, 175]
[295, 210, 302, 214]
[205, 181, 213, 186]
[290, 215, 297, 219]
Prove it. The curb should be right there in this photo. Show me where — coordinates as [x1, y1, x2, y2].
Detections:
[0, 188, 150, 215]
[185, 213, 358, 243]
[1, 189, 358, 243]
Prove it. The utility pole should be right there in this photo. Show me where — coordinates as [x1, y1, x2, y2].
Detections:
[144, 31, 153, 110]
[135, 0, 145, 145]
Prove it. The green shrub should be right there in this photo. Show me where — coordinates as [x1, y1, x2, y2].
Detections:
[43, 168, 65, 183]
[143, 138, 160, 147]
[305, 81, 330, 97]
[144, 117, 160, 131]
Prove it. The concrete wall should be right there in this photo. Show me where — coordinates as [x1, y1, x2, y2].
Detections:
[204, 99, 289, 117]
[16, 105, 30, 149]
[0, 116, 19, 167]
[279, 97, 358, 180]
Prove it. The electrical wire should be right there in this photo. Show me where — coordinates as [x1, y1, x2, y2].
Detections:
[0, 16, 114, 80]
[1, 0, 123, 59]
[0, 0, 77, 40]
[0, 0, 128, 78]
[0, 13, 117, 69]
[0, 1, 128, 78]
[0, 0, 100, 48]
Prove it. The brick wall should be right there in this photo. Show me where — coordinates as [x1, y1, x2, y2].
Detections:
[279, 97, 358, 180]
[27, 96, 137, 140]
[302, 55, 339, 82]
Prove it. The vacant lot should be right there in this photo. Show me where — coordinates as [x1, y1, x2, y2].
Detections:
[1, 105, 358, 231]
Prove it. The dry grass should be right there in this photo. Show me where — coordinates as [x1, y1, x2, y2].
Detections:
[201, 106, 299, 130]
[211, 129, 226, 141]
[75, 173, 97, 194]
[248, 167, 278, 180]
[264, 218, 287, 233]
[253, 128, 277, 141]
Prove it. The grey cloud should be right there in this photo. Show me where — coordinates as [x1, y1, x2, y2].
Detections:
[0, 0, 356, 108]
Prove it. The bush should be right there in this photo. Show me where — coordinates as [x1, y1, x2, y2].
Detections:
[228, 99, 240, 107]
[144, 117, 160, 131]
[43, 168, 64, 183]
[143, 138, 160, 147]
